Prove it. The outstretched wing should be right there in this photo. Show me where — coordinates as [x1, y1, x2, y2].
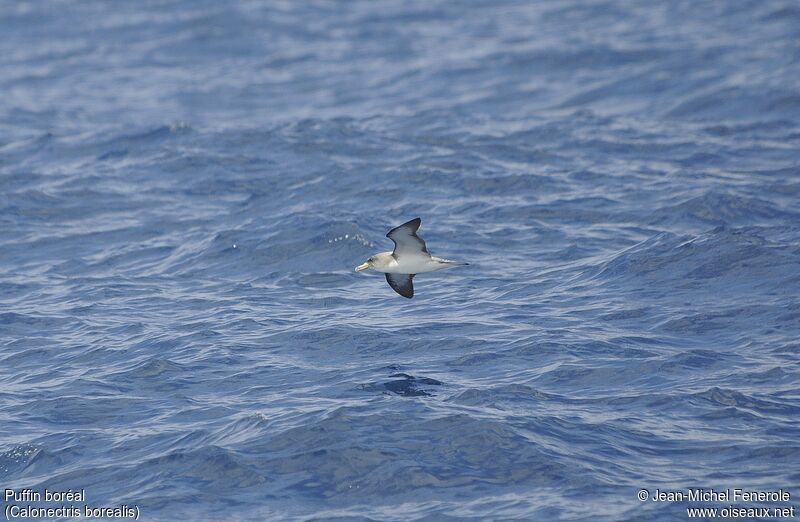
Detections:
[385, 273, 414, 298]
[387, 217, 428, 258]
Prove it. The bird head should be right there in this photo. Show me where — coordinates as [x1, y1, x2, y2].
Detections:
[354, 256, 373, 272]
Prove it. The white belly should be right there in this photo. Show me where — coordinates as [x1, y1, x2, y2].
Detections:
[383, 255, 443, 274]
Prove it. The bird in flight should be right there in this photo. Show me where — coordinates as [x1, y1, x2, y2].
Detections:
[354, 218, 468, 298]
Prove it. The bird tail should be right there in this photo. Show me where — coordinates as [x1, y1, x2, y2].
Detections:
[435, 257, 469, 266]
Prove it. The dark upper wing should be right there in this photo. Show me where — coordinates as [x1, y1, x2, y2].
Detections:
[385, 273, 414, 298]
[386, 217, 428, 258]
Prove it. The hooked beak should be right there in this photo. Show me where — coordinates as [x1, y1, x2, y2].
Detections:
[354, 262, 369, 272]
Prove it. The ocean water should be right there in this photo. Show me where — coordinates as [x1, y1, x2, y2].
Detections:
[1, 1, 799, 520]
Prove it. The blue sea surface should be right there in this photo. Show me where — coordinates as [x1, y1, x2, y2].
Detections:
[2, 1, 800, 520]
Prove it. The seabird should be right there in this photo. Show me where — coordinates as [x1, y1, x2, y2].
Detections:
[354, 217, 468, 298]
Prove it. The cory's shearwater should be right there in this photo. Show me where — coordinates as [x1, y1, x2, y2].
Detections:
[354, 217, 468, 298]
